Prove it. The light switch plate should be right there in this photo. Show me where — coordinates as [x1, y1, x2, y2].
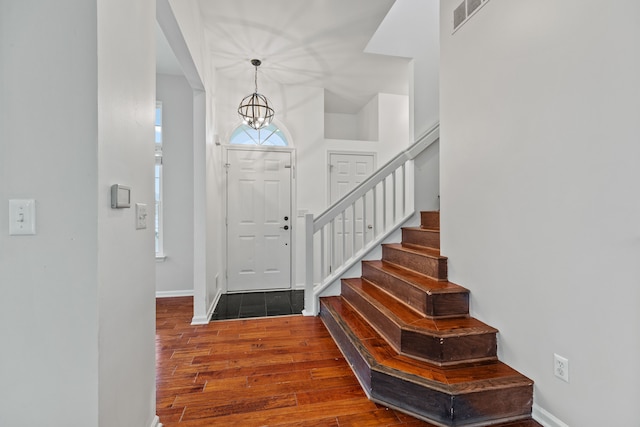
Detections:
[9, 199, 36, 235]
[136, 203, 147, 230]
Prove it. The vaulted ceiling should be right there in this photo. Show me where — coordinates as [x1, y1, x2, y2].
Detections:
[157, 0, 414, 114]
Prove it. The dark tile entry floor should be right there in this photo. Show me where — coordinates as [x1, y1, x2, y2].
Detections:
[211, 290, 304, 320]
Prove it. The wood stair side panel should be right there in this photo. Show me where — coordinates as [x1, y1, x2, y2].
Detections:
[319, 297, 375, 396]
[320, 297, 535, 427]
[342, 278, 498, 366]
[371, 370, 534, 427]
[320, 297, 458, 425]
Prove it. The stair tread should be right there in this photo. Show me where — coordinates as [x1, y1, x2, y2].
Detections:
[384, 242, 445, 259]
[343, 278, 497, 337]
[403, 226, 440, 233]
[364, 260, 467, 295]
[321, 296, 533, 393]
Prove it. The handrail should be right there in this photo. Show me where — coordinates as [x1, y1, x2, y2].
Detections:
[303, 123, 440, 315]
[314, 123, 440, 231]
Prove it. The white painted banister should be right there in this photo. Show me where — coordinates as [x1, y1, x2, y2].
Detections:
[303, 124, 440, 315]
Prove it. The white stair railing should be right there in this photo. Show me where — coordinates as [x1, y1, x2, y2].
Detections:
[304, 124, 440, 315]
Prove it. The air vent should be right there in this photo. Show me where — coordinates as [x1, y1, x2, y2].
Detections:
[453, 1, 466, 30]
[453, 0, 490, 33]
[467, 0, 482, 14]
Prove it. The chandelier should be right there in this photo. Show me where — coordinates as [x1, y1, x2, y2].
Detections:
[237, 59, 274, 130]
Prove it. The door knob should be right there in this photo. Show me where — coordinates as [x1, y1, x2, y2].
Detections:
[284, 216, 289, 221]
[281, 225, 289, 230]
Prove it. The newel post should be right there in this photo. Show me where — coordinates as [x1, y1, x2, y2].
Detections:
[302, 213, 317, 315]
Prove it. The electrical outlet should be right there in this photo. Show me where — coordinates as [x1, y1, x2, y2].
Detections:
[554, 353, 569, 382]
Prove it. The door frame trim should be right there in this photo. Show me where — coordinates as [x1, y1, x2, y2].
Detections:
[222, 145, 297, 294]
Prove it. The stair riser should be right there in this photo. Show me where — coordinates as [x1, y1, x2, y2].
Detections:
[453, 385, 534, 426]
[403, 330, 497, 365]
[319, 301, 373, 392]
[362, 262, 469, 318]
[421, 211, 440, 230]
[383, 246, 447, 279]
[343, 281, 497, 365]
[373, 372, 533, 427]
[402, 228, 440, 249]
[361, 262, 430, 315]
[427, 294, 470, 319]
[372, 372, 452, 424]
[342, 282, 402, 350]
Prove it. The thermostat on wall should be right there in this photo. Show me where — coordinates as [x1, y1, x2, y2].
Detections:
[111, 184, 131, 208]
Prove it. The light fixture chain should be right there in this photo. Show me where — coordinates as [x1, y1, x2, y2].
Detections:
[254, 65, 258, 93]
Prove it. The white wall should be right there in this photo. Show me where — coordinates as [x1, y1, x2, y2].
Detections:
[156, 73, 195, 294]
[414, 140, 440, 213]
[0, 1, 156, 426]
[0, 2, 100, 425]
[216, 76, 411, 289]
[365, 0, 440, 138]
[325, 112, 360, 140]
[325, 94, 410, 168]
[357, 95, 380, 142]
[377, 93, 410, 157]
[440, 1, 640, 425]
[162, 0, 222, 323]
[166, 0, 207, 92]
[96, 0, 156, 425]
[324, 94, 384, 142]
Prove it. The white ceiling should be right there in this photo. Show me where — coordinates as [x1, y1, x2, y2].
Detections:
[157, 0, 414, 114]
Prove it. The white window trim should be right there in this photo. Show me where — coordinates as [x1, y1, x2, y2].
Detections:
[155, 101, 165, 260]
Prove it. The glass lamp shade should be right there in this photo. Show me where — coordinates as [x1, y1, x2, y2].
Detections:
[237, 92, 274, 130]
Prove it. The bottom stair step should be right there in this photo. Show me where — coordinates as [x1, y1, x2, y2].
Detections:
[320, 296, 534, 427]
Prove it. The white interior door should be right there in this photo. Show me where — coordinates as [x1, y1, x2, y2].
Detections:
[329, 152, 375, 263]
[227, 149, 292, 292]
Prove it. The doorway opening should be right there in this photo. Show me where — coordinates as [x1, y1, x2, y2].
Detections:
[225, 147, 294, 293]
[327, 151, 376, 268]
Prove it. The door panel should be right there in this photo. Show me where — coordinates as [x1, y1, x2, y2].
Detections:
[227, 149, 292, 292]
[329, 153, 375, 264]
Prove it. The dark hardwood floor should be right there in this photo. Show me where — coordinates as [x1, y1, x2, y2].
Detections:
[156, 297, 541, 427]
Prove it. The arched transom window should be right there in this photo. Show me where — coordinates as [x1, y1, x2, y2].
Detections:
[229, 123, 289, 146]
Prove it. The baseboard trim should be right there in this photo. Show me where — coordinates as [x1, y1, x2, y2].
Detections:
[156, 290, 194, 298]
[190, 289, 221, 325]
[150, 415, 162, 427]
[533, 404, 569, 427]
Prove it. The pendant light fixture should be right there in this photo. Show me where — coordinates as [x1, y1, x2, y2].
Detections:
[237, 59, 274, 130]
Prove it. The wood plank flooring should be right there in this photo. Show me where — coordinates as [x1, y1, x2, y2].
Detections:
[156, 297, 541, 427]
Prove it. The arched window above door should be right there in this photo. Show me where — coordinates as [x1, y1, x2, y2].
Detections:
[229, 123, 289, 146]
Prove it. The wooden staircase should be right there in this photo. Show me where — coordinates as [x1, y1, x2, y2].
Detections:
[319, 211, 537, 427]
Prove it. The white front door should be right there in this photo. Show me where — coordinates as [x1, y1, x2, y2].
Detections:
[226, 149, 292, 292]
[329, 152, 375, 264]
